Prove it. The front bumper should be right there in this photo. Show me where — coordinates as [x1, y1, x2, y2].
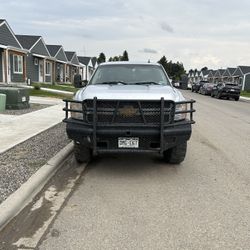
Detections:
[221, 90, 240, 97]
[65, 119, 192, 154]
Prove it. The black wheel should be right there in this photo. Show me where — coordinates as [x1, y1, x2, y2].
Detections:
[211, 92, 214, 97]
[216, 92, 221, 99]
[235, 97, 239, 101]
[74, 142, 92, 163]
[163, 142, 187, 164]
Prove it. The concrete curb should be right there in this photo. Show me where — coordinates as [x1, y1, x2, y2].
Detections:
[20, 85, 74, 95]
[0, 142, 74, 232]
[40, 87, 74, 95]
[240, 96, 250, 102]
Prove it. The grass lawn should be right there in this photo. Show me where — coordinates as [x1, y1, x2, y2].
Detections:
[29, 89, 73, 99]
[241, 91, 250, 98]
[32, 83, 77, 93]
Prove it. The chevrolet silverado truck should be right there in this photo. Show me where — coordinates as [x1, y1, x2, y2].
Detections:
[63, 62, 195, 164]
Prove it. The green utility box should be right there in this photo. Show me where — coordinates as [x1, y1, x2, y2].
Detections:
[0, 93, 6, 112]
[0, 87, 30, 109]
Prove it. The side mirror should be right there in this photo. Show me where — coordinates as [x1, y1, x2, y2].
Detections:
[82, 80, 88, 87]
[73, 74, 82, 88]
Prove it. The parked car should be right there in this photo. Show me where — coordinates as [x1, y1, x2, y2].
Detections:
[211, 82, 241, 101]
[64, 62, 196, 164]
[173, 82, 180, 88]
[199, 83, 214, 95]
[191, 80, 208, 93]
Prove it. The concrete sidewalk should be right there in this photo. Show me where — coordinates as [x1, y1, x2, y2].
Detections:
[0, 99, 65, 154]
[240, 96, 250, 102]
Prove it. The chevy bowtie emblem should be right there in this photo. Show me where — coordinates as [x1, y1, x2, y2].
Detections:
[118, 106, 138, 117]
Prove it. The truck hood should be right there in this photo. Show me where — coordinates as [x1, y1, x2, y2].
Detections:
[74, 84, 185, 102]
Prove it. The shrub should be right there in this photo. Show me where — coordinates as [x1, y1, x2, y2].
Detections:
[33, 83, 41, 90]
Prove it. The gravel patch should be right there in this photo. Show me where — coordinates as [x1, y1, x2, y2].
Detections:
[0, 122, 71, 204]
[0, 103, 52, 116]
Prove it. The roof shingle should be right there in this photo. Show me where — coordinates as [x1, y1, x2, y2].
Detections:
[16, 35, 41, 50]
[239, 66, 250, 74]
[65, 51, 75, 61]
[46, 45, 62, 57]
[78, 56, 91, 65]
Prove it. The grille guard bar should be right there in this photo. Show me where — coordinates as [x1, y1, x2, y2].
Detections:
[63, 98, 196, 155]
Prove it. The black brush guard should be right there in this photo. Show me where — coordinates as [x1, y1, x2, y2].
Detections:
[63, 98, 195, 155]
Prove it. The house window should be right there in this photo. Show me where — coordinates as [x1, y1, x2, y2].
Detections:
[13, 55, 23, 74]
[45, 62, 51, 75]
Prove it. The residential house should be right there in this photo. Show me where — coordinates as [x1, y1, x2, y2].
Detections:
[187, 71, 194, 84]
[0, 19, 27, 84]
[77, 56, 94, 81]
[208, 70, 216, 83]
[16, 35, 53, 84]
[46, 45, 68, 83]
[221, 67, 236, 83]
[194, 71, 201, 82]
[213, 69, 226, 83]
[232, 66, 250, 90]
[91, 57, 98, 70]
[65, 51, 80, 83]
[199, 69, 210, 81]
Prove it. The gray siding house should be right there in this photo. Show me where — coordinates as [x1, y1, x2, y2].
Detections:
[91, 57, 98, 70]
[199, 69, 210, 81]
[221, 67, 236, 82]
[0, 19, 27, 84]
[213, 69, 226, 83]
[208, 70, 216, 83]
[77, 56, 93, 81]
[46, 45, 68, 83]
[65, 51, 80, 83]
[232, 66, 250, 90]
[16, 35, 54, 84]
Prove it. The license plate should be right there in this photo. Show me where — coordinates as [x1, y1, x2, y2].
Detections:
[118, 137, 139, 148]
[22, 96, 26, 102]
[231, 89, 235, 91]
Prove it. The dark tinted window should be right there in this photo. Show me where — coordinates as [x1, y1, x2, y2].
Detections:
[225, 83, 238, 87]
[89, 64, 170, 85]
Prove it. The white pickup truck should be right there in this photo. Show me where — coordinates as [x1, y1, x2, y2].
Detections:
[63, 62, 195, 164]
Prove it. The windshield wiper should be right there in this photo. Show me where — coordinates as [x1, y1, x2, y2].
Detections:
[95, 81, 128, 85]
[131, 81, 160, 85]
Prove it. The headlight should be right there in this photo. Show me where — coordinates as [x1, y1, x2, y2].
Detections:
[70, 102, 83, 120]
[174, 103, 187, 121]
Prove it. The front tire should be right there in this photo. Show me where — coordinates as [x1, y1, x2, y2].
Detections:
[235, 97, 239, 101]
[163, 142, 187, 164]
[216, 92, 221, 99]
[74, 142, 92, 163]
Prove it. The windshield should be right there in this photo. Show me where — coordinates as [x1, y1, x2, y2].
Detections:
[89, 64, 171, 85]
[225, 83, 238, 87]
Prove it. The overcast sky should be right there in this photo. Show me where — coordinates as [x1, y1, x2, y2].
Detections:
[2, 0, 250, 70]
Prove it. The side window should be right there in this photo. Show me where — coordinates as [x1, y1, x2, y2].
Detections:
[45, 62, 51, 75]
[13, 55, 23, 74]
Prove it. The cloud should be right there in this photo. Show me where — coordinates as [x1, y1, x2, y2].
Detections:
[160, 22, 174, 33]
[3, 0, 250, 69]
[139, 48, 158, 54]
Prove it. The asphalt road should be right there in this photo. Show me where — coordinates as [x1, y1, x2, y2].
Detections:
[2, 91, 250, 249]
